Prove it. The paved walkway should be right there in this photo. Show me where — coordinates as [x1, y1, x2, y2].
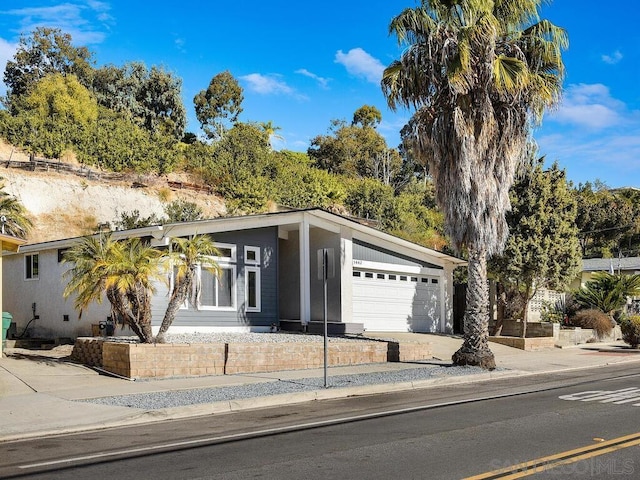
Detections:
[1, 334, 640, 442]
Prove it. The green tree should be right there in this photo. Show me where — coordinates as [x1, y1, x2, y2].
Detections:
[5, 73, 98, 158]
[382, 0, 567, 368]
[115, 210, 164, 230]
[164, 200, 204, 223]
[194, 71, 244, 140]
[0, 180, 32, 239]
[574, 183, 636, 258]
[3, 27, 95, 109]
[352, 105, 382, 128]
[308, 117, 388, 178]
[155, 235, 220, 342]
[489, 157, 581, 337]
[92, 62, 186, 141]
[62, 233, 163, 343]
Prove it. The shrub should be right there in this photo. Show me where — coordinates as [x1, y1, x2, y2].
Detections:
[571, 309, 614, 340]
[620, 316, 640, 348]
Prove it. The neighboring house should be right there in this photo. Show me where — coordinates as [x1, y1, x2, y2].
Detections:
[0, 233, 26, 354]
[573, 257, 640, 315]
[2, 209, 466, 340]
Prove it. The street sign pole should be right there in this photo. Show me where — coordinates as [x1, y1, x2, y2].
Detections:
[317, 248, 334, 389]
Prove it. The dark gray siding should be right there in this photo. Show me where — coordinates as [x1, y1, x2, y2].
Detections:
[155, 227, 279, 329]
[353, 240, 443, 270]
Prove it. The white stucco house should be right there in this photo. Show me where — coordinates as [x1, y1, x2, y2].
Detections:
[2, 209, 466, 340]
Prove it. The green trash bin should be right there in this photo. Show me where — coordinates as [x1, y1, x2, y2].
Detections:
[2, 312, 13, 348]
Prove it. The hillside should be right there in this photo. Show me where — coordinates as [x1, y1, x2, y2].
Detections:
[0, 141, 226, 243]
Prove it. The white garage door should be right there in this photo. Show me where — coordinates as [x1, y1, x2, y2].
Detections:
[352, 270, 442, 332]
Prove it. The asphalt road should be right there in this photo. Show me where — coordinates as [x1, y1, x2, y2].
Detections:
[3, 363, 640, 479]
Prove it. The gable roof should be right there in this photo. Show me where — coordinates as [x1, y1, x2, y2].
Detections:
[14, 208, 466, 267]
[582, 257, 640, 272]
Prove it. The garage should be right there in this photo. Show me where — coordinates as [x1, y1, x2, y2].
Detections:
[352, 269, 442, 332]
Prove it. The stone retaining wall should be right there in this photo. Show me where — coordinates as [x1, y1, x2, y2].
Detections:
[71, 338, 419, 379]
[70, 338, 104, 367]
[489, 336, 556, 351]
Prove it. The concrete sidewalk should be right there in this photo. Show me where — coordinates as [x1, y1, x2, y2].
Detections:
[1, 335, 640, 443]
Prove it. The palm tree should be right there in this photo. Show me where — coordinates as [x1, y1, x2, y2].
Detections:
[382, 0, 567, 368]
[155, 235, 220, 342]
[62, 233, 163, 343]
[0, 181, 32, 238]
[260, 121, 284, 149]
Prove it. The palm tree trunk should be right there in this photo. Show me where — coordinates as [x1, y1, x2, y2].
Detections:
[452, 246, 496, 370]
[156, 274, 192, 342]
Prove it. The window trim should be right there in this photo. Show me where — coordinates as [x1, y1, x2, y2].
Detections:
[245, 266, 261, 312]
[25, 253, 39, 281]
[199, 264, 237, 311]
[244, 245, 261, 265]
[212, 242, 236, 263]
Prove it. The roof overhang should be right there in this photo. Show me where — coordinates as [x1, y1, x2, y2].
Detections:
[0, 234, 27, 253]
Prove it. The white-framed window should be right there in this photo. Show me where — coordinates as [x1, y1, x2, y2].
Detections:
[212, 243, 236, 262]
[25, 253, 39, 280]
[200, 265, 236, 310]
[245, 266, 261, 312]
[244, 246, 260, 265]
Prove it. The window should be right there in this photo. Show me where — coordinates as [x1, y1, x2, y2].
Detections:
[431, 279, 439, 284]
[411, 277, 418, 282]
[377, 273, 385, 279]
[400, 275, 408, 281]
[388, 274, 397, 280]
[57, 248, 68, 263]
[353, 271, 361, 277]
[244, 246, 260, 265]
[365, 272, 374, 279]
[25, 254, 39, 280]
[212, 243, 236, 262]
[245, 266, 261, 312]
[200, 265, 235, 309]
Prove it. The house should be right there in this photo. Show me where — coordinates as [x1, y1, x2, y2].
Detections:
[2, 208, 466, 340]
[572, 257, 640, 315]
[0, 233, 26, 355]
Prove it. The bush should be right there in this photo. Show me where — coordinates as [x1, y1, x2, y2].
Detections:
[571, 309, 615, 340]
[620, 316, 640, 348]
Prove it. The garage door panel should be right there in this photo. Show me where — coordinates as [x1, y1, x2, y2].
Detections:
[353, 271, 441, 333]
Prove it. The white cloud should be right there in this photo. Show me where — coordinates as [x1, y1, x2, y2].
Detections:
[550, 83, 625, 129]
[240, 73, 307, 100]
[0, 2, 113, 45]
[295, 68, 330, 89]
[602, 50, 623, 65]
[335, 48, 384, 84]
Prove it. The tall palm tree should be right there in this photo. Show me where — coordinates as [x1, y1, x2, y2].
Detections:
[382, 0, 567, 368]
[63, 233, 163, 343]
[155, 235, 220, 342]
[260, 120, 284, 149]
[0, 181, 32, 238]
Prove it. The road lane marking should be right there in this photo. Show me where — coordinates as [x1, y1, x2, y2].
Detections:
[559, 387, 640, 405]
[464, 432, 640, 479]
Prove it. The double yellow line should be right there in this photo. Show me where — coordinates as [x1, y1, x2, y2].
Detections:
[465, 432, 640, 479]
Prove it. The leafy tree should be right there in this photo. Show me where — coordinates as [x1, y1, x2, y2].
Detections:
[194, 71, 244, 140]
[344, 178, 397, 228]
[155, 235, 220, 342]
[62, 233, 163, 343]
[5, 73, 98, 158]
[382, 0, 567, 368]
[574, 183, 636, 258]
[260, 121, 284, 149]
[3, 27, 95, 109]
[164, 200, 204, 223]
[308, 118, 387, 178]
[352, 105, 382, 128]
[0, 180, 32, 238]
[115, 210, 164, 230]
[92, 62, 186, 141]
[489, 157, 581, 337]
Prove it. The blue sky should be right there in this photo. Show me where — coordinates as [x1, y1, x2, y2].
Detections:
[0, 1, 638, 188]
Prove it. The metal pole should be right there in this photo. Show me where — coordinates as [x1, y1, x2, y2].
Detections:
[323, 249, 329, 388]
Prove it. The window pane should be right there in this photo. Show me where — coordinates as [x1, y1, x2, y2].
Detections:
[218, 248, 232, 258]
[201, 269, 215, 306]
[247, 270, 257, 308]
[247, 250, 257, 262]
[32, 255, 38, 277]
[218, 268, 233, 307]
[25, 256, 32, 279]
